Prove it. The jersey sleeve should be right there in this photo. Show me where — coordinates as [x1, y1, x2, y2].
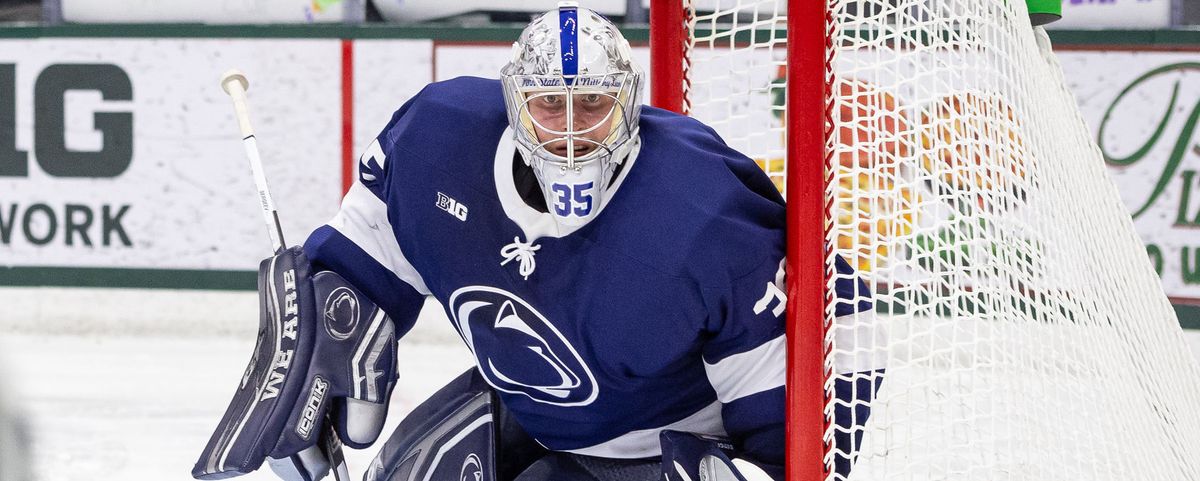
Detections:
[828, 255, 884, 478]
[700, 255, 788, 469]
[701, 253, 880, 471]
[303, 95, 432, 339]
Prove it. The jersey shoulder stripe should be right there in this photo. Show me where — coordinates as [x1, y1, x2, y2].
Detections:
[703, 334, 786, 403]
[325, 181, 431, 296]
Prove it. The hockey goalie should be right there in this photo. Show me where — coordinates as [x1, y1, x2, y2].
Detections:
[192, 3, 879, 480]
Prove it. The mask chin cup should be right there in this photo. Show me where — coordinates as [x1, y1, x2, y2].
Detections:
[529, 149, 613, 228]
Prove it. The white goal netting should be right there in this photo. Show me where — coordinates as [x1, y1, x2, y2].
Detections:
[678, 0, 1200, 479]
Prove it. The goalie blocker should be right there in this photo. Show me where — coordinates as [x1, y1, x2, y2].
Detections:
[193, 247, 399, 481]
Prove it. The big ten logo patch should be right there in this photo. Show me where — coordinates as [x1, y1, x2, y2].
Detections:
[437, 192, 469, 222]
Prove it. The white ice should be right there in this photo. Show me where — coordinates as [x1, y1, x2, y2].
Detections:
[0, 292, 475, 481]
[3, 289, 1200, 481]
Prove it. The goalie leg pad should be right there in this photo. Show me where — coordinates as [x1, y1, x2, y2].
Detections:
[193, 247, 398, 480]
[365, 369, 498, 481]
[512, 453, 660, 481]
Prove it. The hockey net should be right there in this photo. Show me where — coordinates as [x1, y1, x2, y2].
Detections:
[651, 0, 1200, 479]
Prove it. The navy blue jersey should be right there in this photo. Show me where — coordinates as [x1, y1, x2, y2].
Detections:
[304, 77, 876, 466]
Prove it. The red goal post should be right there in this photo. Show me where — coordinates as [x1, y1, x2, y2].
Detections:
[651, 2, 829, 479]
[650, 1, 1200, 480]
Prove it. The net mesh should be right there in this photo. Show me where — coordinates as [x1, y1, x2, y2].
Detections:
[681, 1, 1200, 479]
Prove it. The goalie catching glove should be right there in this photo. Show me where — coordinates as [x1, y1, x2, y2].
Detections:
[193, 247, 399, 481]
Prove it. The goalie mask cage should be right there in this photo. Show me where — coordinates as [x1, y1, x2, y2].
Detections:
[649, 1, 1200, 480]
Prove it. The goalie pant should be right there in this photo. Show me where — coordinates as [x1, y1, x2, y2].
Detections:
[362, 368, 778, 481]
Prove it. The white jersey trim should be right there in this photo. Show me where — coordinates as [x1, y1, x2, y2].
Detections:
[701, 311, 886, 393]
[328, 181, 432, 296]
[563, 401, 727, 459]
[704, 335, 786, 404]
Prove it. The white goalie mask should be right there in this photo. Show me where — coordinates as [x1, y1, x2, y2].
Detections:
[501, 2, 643, 228]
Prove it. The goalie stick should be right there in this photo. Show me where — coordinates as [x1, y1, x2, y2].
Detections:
[220, 70, 288, 254]
[217, 70, 350, 481]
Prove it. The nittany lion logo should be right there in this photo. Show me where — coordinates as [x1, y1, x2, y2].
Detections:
[449, 286, 598, 406]
[460, 453, 483, 481]
[323, 286, 359, 341]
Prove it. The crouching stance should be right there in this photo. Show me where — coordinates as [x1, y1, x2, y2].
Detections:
[195, 2, 880, 481]
[191, 248, 781, 481]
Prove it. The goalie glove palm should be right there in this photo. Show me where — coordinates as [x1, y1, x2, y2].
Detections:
[193, 247, 399, 480]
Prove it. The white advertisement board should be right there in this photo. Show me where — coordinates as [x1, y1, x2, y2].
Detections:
[0, 37, 430, 286]
[372, 0, 626, 23]
[0, 37, 1194, 307]
[60, 0, 361, 23]
[1048, 0, 1172, 29]
[1059, 51, 1200, 303]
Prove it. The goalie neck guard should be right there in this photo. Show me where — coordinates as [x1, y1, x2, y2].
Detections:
[500, 2, 643, 228]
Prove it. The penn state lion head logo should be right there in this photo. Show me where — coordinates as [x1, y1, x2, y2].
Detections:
[449, 286, 598, 406]
[323, 286, 359, 341]
[460, 453, 482, 481]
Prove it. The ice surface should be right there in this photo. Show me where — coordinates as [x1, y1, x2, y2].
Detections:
[2, 291, 1199, 481]
[0, 310, 474, 481]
